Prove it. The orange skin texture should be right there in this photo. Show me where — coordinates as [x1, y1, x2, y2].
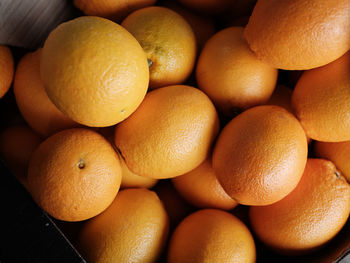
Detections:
[291, 51, 350, 142]
[250, 159, 350, 255]
[244, 0, 350, 70]
[315, 141, 350, 182]
[122, 7, 196, 89]
[41, 16, 149, 127]
[162, 0, 215, 50]
[213, 105, 308, 206]
[0, 45, 14, 98]
[172, 156, 237, 210]
[73, 0, 156, 22]
[115, 85, 220, 179]
[168, 209, 256, 263]
[196, 27, 278, 116]
[0, 125, 42, 185]
[117, 151, 158, 189]
[178, 0, 233, 14]
[27, 128, 122, 222]
[13, 49, 79, 137]
[78, 188, 169, 263]
[100, 128, 159, 188]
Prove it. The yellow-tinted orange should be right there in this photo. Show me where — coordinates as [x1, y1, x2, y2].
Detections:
[250, 159, 350, 255]
[78, 188, 169, 263]
[14, 49, 79, 137]
[0, 45, 14, 98]
[244, 0, 350, 70]
[292, 51, 350, 142]
[172, 156, 237, 210]
[122, 7, 196, 89]
[168, 209, 256, 263]
[73, 0, 156, 22]
[41, 16, 149, 127]
[315, 141, 350, 182]
[196, 27, 277, 116]
[213, 105, 308, 206]
[27, 128, 122, 221]
[115, 85, 219, 179]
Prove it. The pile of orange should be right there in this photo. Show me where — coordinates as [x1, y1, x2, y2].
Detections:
[0, 0, 349, 262]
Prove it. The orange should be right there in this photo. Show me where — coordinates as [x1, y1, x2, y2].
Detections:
[154, 180, 194, 229]
[250, 159, 350, 255]
[121, 7, 196, 89]
[0, 45, 14, 98]
[115, 85, 219, 179]
[168, 209, 256, 263]
[41, 16, 149, 127]
[0, 125, 42, 185]
[314, 141, 350, 182]
[117, 151, 158, 189]
[99, 127, 159, 188]
[266, 85, 293, 113]
[27, 128, 122, 221]
[213, 105, 308, 206]
[178, 0, 233, 14]
[244, 0, 350, 70]
[73, 0, 156, 22]
[196, 27, 278, 116]
[172, 156, 237, 210]
[291, 51, 350, 142]
[13, 49, 79, 137]
[162, 0, 215, 50]
[78, 188, 169, 263]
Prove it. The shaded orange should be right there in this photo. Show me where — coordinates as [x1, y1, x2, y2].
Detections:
[250, 159, 350, 255]
[14, 49, 79, 137]
[172, 156, 237, 210]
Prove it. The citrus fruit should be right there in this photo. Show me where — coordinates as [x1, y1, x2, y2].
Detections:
[213, 105, 308, 206]
[41, 16, 149, 127]
[78, 188, 169, 263]
[196, 27, 278, 116]
[266, 85, 293, 113]
[115, 85, 219, 179]
[117, 151, 158, 189]
[154, 180, 194, 229]
[99, 127, 159, 188]
[172, 156, 237, 210]
[73, 0, 156, 22]
[162, 0, 215, 50]
[27, 128, 122, 221]
[168, 209, 256, 263]
[121, 6, 196, 89]
[250, 158, 350, 255]
[177, 0, 233, 14]
[291, 51, 350, 142]
[314, 141, 350, 182]
[0, 125, 42, 185]
[244, 0, 350, 70]
[0, 45, 14, 98]
[13, 49, 79, 137]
